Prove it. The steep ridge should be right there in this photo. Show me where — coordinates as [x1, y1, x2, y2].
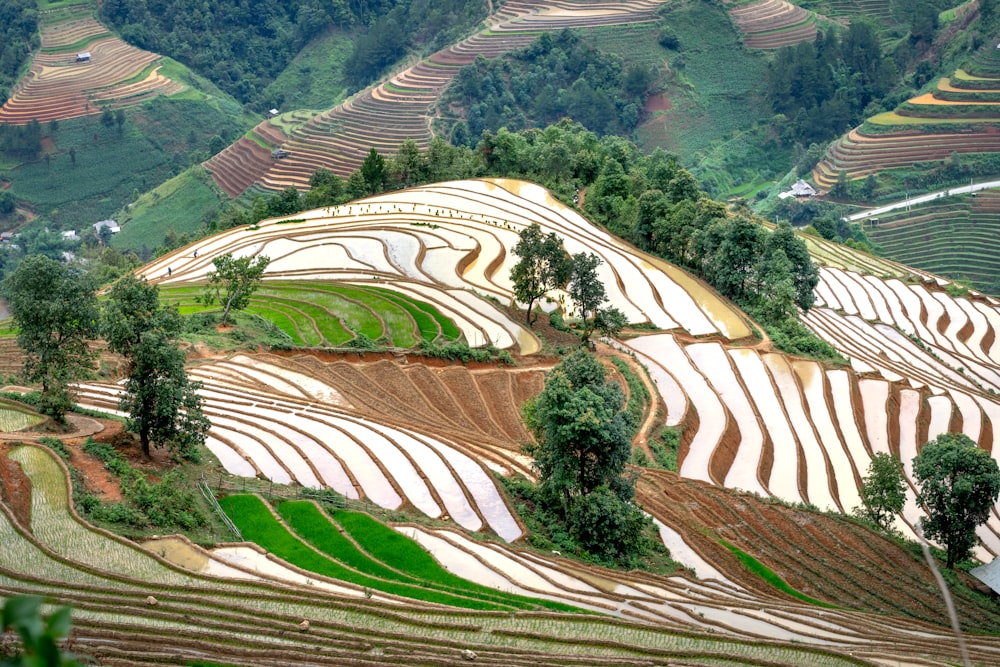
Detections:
[203, 0, 668, 196]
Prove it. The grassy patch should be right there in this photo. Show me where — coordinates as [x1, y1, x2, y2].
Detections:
[260, 27, 353, 111]
[221, 495, 571, 611]
[113, 166, 225, 252]
[284, 502, 578, 610]
[720, 539, 839, 608]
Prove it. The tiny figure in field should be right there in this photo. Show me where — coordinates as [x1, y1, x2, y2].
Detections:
[167, 266, 171, 276]
[193, 250, 198, 258]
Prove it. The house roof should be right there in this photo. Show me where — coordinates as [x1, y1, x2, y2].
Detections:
[971, 557, 1000, 594]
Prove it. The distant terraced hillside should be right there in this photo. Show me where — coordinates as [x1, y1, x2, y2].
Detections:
[814, 45, 1000, 189]
[864, 190, 1000, 293]
[203, 0, 668, 197]
[726, 0, 817, 49]
[0, 3, 183, 125]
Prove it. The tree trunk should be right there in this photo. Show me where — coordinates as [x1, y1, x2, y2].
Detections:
[139, 427, 151, 459]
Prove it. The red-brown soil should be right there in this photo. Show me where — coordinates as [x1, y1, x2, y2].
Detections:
[637, 469, 1000, 632]
[644, 93, 672, 112]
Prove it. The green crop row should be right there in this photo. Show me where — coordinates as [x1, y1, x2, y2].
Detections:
[280, 501, 579, 611]
[220, 494, 564, 612]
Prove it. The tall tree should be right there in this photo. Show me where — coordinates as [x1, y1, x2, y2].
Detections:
[524, 350, 646, 562]
[198, 254, 271, 326]
[567, 251, 626, 342]
[764, 221, 819, 310]
[3, 256, 99, 422]
[913, 433, 1000, 568]
[857, 452, 907, 532]
[360, 147, 387, 195]
[105, 274, 208, 459]
[510, 223, 571, 325]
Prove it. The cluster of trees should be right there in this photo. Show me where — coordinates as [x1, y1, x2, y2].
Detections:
[766, 23, 897, 147]
[202, 121, 828, 358]
[511, 223, 626, 341]
[1, 252, 266, 460]
[0, 121, 43, 160]
[100, 0, 365, 103]
[524, 350, 652, 564]
[101, 0, 487, 105]
[443, 30, 656, 144]
[345, 0, 487, 89]
[0, 0, 37, 105]
[858, 434, 1000, 569]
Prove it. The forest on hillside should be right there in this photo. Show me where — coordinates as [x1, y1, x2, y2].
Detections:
[440, 30, 657, 144]
[100, 0, 487, 106]
[0, 0, 38, 104]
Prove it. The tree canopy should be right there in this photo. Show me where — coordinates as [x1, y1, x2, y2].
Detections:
[857, 452, 907, 532]
[198, 253, 271, 326]
[2, 256, 99, 422]
[567, 252, 626, 342]
[511, 223, 571, 325]
[913, 433, 1000, 568]
[105, 274, 208, 459]
[524, 350, 648, 563]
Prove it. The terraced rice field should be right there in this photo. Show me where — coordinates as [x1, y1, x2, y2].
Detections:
[6, 442, 1000, 665]
[204, 0, 669, 195]
[161, 282, 462, 348]
[148, 179, 750, 346]
[5, 442, 932, 666]
[0, 14, 183, 125]
[865, 190, 1000, 291]
[726, 0, 817, 49]
[813, 54, 1000, 187]
[625, 281, 1000, 561]
[74, 352, 530, 542]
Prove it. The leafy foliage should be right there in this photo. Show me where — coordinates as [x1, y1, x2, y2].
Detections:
[0, 0, 37, 106]
[80, 439, 207, 530]
[857, 452, 906, 532]
[524, 350, 650, 564]
[2, 256, 99, 423]
[766, 23, 897, 147]
[105, 275, 208, 460]
[511, 223, 571, 325]
[0, 596, 81, 667]
[198, 253, 271, 326]
[442, 30, 654, 142]
[567, 252, 627, 342]
[913, 433, 1000, 568]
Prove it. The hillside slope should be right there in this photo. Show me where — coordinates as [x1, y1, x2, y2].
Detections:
[48, 177, 1000, 665]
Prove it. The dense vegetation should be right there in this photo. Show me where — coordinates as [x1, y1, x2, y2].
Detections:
[0, 0, 37, 105]
[441, 30, 656, 144]
[101, 0, 487, 106]
[766, 23, 898, 148]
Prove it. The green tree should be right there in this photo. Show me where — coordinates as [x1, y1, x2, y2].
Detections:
[763, 221, 818, 311]
[1, 596, 82, 666]
[198, 253, 271, 326]
[567, 251, 626, 342]
[857, 452, 907, 532]
[2, 256, 99, 423]
[524, 350, 647, 562]
[105, 274, 208, 459]
[360, 146, 387, 195]
[913, 433, 1000, 568]
[510, 223, 571, 325]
